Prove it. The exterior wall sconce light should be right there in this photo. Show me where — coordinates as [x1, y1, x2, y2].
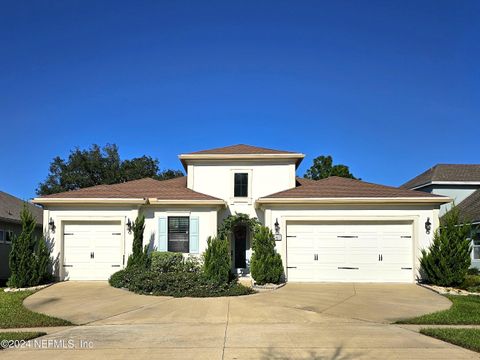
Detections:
[126, 218, 133, 233]
[274, 218, 282, 241]
[425, 217, 432, 234]
[48, 218, 56, 233]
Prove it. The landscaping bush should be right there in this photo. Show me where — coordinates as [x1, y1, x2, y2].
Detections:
[109, 266, 253, 297]
[459, 275, 480, 293]
[467, 268, 480, 276]
[8, 206, 52, 288]
[203, 236, 231, 284]
[150, 252, 201, 273]
[250, 226, 284, 285]
[126, 215, 150, 269]
[420, 206, 472, 287]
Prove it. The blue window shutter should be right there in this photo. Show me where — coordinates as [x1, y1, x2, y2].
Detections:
[158, 217, 167, 252]
[189, 216, 199, 254]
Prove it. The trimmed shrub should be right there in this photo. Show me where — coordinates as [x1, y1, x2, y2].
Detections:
[420, 206, 472, 287]
[467, 268, 480, 276]
[150, 252, 201, 273]
[126, 215, 150, 269]
[459, 275, 480, 293]
[109, 267, 254, 297]
[203, 236, 231, 284]
[250, 226, 284, 285]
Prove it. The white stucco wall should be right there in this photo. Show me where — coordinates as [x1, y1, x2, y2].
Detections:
[262, 204, 441, 281]
[429, 187, 479, 215]
[43, 204, 219, 280]
[187, 160, 296, 213]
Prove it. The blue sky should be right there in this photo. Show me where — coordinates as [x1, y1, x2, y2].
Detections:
[0, 1, 478, 200]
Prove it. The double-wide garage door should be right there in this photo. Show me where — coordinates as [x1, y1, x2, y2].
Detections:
[286, 222, 414, 282]
[63, 221, 123, 280]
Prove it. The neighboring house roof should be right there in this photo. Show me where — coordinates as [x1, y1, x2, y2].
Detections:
[179, 144, 305, 169]
[456, 189, 480, 224]
[33, 177, 225, 205]
[0, 191, 43, 225]
[186, 144, 299, 155]
[401, 164, 480, 190]
[257, 177, 449, 205]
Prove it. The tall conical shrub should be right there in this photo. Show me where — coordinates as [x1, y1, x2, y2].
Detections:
[127, 215, 149, 268]
[250, 226, 284, 285]
[8, 205, 52, 288]
[420, 206, 472, 286]
[203, 236, 231, 284]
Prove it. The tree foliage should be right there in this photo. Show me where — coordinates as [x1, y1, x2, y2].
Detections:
[250, 226, 284, 285]
[304, 155, 357, 180]
[420, 206, 472, 287]
[37, 144, 183, 195]
[203, 236, 231, 284]
[8, 205, 52, 288]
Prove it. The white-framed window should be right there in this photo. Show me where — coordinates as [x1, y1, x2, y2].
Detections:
[5, 230, 13, 244]
[0, 230, 4, 244]
[234, 173, 249, 197]
[168, 216, 190, 253]
[473, 230, 480, 261]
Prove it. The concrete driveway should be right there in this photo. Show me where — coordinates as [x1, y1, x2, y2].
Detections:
[2, 282, 477, 359]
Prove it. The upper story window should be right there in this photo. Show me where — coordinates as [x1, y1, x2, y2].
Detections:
[234, 173, 248, 197]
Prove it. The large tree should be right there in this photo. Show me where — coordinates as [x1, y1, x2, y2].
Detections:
[304, 155, 357, 180]
[37, 144, 183, 195]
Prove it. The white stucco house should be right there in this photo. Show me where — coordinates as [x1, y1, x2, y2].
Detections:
[33, 144, 450, 282]
[401, 164, 480, 269]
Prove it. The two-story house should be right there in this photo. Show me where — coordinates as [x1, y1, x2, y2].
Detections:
[401, 164, 480, 269]
[33, 144, 449, 283]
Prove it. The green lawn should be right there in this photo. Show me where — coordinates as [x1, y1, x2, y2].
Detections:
[0, 332, 47, 350]
[420, 328, 480, 353]
[0, 290, 72, 328]
[397, 295, 480, 325]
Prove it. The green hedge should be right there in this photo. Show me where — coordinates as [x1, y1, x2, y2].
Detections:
[109, 265, 253, 297]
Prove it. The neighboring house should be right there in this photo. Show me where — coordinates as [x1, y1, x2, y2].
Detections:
[401, 164, 480, 269]
[33, 144, 449, 283]
[0, 191, 43, 280]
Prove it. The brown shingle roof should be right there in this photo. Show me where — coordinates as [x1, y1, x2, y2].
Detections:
[262, 177, 446, 199]
[186, 144, 299, 155]
[0, 191, 43, 225]
[456, 189, 480, 224]
[401, 164, 480, 189]
[38, 177, 221, 201]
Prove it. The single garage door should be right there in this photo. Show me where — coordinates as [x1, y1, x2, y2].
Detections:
[286, 222, 413, 282]
[63, 221, 124, 280]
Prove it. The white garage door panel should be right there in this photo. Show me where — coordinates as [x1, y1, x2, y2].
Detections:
[63, 222, 123, 280]
[287, 222, 413, 283]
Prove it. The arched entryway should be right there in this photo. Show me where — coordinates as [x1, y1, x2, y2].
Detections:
[218, 213, 260, 273]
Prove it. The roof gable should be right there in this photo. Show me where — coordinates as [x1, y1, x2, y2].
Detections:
[401, 164, 480, 189]
[0, 191, 43, 224]
[456, 189, 480, 224]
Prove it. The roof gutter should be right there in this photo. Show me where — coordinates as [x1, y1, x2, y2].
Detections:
[31, 198, 147, 205]
[409, 181, 480, 190]
[256, 197, 452, 206]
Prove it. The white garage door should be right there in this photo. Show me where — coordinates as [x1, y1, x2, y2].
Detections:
[286, 222, 413, 282]
[63, 221, 124, 280]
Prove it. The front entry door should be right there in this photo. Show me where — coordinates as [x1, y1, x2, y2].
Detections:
[234, 226, 247, 268]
